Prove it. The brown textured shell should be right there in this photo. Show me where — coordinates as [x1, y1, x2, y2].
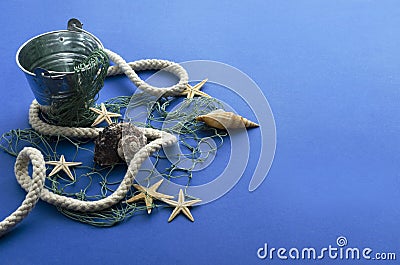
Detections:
[94, 123, 147, 166]
[94, 123, 123, 166]
[195, 109, 259, 130]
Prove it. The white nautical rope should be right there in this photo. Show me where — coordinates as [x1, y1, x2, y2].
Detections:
[105, 49, 188, 97]
[14, 127, 176, 212]
[0, 148, 46, 237]
[0, 48, 184, 237]
[29, 99, 102, 138]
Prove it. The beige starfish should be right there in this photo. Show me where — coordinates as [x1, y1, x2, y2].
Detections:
[126, 179, 174, 214]
[162, 189, 202, 222]
[89, 103, 122, 126]
[180, 78, 211, 99]
[46, 155, 82, 181]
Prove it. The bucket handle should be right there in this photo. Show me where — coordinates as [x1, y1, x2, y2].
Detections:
[67, 18, 103, 48]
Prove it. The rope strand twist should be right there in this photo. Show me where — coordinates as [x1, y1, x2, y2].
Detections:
[0, 48, 185, 237]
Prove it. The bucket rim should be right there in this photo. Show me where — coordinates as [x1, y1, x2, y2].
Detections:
[16, 29, 104, 77]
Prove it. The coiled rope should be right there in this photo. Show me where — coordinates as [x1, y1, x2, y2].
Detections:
[0, 48, 187, 237]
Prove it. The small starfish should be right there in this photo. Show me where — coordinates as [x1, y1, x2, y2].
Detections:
[162, 189, 202, 222]
[126, 179, 174, 214]
[46, 155, 82, 181]
[180, 78, 211, 99]
[89, 103, 122, 126]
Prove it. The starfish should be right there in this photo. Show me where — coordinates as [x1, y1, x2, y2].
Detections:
[125, 179, 174, 214]
[162, 189, 202, 222]
[46, 155, 82, 181]
[89, 103, 122, 126]
[180, 78, 211, 99]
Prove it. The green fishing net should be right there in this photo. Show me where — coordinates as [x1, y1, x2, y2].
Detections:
[44, 49, 109, 127]
[0, 94, 226, 226]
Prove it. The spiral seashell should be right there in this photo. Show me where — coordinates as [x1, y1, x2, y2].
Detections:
[117, 127, 147, 163]
[94, 123, 147, 166]
[195, 109, 259, 130]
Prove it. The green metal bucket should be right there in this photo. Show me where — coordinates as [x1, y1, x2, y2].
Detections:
[16, 19, 108, 127]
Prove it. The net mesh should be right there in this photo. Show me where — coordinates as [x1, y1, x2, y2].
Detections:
[0, 94, 226, 226]
[44, 49, 109, 127]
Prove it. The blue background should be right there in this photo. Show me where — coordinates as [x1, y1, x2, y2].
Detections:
[1, 1, 399, 264]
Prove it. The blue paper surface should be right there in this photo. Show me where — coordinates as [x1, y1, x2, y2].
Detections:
[0, 1, 399, 264]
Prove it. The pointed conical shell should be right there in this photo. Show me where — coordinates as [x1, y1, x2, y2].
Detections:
[195, 109, 259, 130]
